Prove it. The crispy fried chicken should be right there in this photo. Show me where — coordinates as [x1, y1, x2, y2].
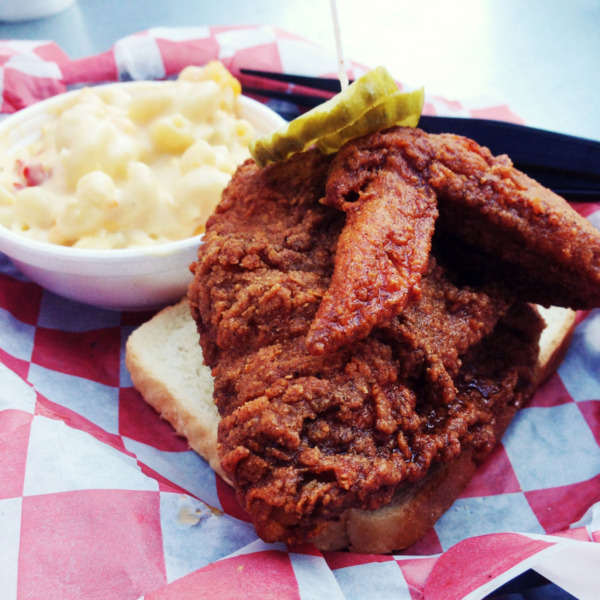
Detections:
[316, 127, 600, 350]
[188, 127, 600, 544]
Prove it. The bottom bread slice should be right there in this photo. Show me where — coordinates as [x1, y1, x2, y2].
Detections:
[125, 299, 575, 553]
[125, 299, 227, 482]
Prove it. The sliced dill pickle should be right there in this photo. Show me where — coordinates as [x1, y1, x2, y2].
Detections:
[315, 87, 424, 154]
[250, 65, 402, 167]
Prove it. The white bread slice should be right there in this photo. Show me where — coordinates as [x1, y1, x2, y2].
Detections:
[125, 299, 576, 553]
[125, 299, 228, 482]
[536, 305, 578, 382]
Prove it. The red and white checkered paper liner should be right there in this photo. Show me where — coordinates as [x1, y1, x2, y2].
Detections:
[0, 26, 599, 600]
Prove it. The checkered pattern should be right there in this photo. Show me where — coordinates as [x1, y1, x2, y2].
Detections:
[0, 26, 599, 600]
[0, 25, 525, 123]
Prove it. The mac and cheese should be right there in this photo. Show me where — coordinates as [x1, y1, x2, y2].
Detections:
[0, 62, 254, 249]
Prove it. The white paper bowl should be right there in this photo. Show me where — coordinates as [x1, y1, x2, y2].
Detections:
[0, 82, 286, 311]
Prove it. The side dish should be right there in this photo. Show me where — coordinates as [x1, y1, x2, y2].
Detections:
[0, 62, 254, 249]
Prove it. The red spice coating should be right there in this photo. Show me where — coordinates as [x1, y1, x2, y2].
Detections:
[189, 127, 600, 543]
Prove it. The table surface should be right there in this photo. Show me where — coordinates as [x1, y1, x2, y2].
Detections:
[0, 0, 598, 141]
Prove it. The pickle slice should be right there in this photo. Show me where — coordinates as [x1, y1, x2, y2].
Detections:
[315, 87, 424, 154]
[250, 66, 411, 167]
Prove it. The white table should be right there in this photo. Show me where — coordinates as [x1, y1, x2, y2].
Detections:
[1, 0, 598, 141]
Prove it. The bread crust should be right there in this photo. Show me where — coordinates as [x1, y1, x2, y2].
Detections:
[125, 300, 576, 553]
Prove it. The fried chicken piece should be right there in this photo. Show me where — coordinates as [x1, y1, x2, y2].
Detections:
[333, 127, 600, 309]
[188, 149, 537, 544]
[305, 127, 600, 357]
[306, 151, 438, 355]
[189, 126, 600, 545]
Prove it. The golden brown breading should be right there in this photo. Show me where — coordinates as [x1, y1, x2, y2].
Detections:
[188, 146, 533, 544]
[188, 126, 600, 545]
[330, 128, 600, 310]
[307, 151, 438, 355]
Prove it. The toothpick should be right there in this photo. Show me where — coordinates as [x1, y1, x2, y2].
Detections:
[330, 0, 349, 90]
